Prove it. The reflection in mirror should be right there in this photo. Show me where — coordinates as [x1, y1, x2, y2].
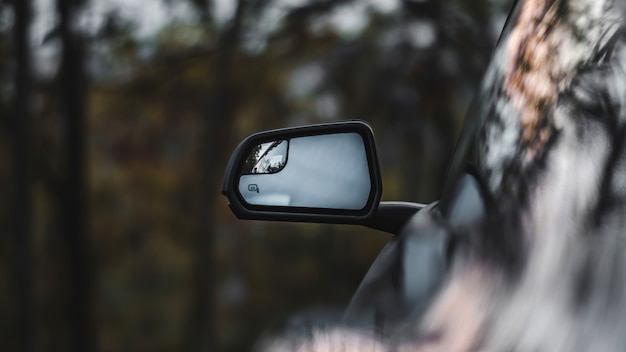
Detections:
[238, 133, 371, 210]
[242, 140, 289, 174]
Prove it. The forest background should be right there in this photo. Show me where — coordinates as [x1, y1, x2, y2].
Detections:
[0, 0, 513, 350]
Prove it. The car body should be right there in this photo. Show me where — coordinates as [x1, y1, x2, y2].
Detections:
[223, 0, 626, 350]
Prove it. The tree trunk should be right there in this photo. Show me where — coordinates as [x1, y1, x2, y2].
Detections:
[13, 0, 35, 351]
[57, 0, 96, 351]
[185, 1, 248, 350]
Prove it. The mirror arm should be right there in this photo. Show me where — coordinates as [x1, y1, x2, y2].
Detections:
[362, 201, 425, 235]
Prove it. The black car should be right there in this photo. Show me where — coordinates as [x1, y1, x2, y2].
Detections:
[222, 0, 626, 350]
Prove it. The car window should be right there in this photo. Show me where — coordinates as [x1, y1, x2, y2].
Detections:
[440, 0, 522, 204]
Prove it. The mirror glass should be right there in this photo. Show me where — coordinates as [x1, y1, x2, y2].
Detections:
[238, 133, 372, 210]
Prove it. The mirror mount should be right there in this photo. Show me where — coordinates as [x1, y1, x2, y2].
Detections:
[363, 201, 425, 234]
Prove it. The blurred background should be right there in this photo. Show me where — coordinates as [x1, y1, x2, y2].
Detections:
[0, 0, 513, 350]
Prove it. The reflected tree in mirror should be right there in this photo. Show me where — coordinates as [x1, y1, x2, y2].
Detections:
[242, 140, 289, 175]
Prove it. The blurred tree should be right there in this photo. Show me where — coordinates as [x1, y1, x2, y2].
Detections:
[185, 0, 249, 349]
[57, 0, 96, 350]
[12, 0, 35, 351]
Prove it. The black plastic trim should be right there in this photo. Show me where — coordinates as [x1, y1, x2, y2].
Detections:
[362, 201, 425, 235]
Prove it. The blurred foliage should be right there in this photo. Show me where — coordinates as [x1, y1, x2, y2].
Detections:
[0, 0, 512, 351]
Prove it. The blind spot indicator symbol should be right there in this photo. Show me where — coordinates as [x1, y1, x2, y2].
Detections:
[248, 184, 259, 193]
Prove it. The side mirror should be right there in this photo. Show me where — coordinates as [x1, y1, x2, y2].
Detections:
[222, 121, 383, 224]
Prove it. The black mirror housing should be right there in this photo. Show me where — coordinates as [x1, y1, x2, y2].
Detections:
[222, 121, 383, 224]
